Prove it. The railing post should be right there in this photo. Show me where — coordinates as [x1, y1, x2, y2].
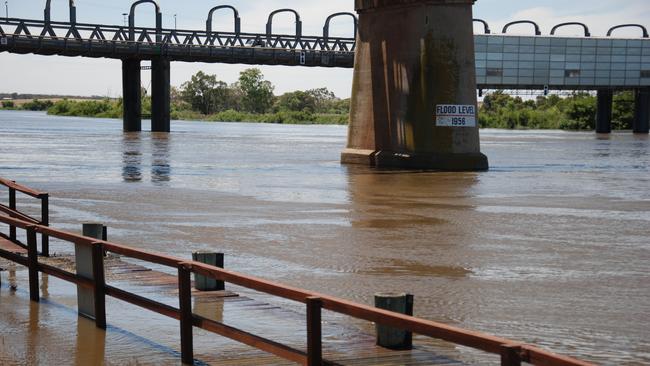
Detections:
[306, 296, 323, 366]
[178, 263, 194, 365]
[40, 193, 49, 257]
[92, 242, 106, 329]
[9, 186, 16, 241]
[27, 226, 39, 302]
[501, 344, 522, 366]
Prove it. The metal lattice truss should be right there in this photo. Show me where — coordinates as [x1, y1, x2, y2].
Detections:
[0, 18, 356, 68]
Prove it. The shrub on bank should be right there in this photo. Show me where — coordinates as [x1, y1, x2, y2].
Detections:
[45, 99, 349, 125]
[48, 99, 121, 118]
[1, 101, 16, 109]
[22, 99, 54, 111]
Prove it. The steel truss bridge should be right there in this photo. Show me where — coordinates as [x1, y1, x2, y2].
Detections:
[0, 1, 357, 67]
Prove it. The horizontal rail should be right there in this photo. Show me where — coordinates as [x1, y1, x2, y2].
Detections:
[525, 346, 595, 366]
[0, 232, 27, 250]
[0, 203, 41, 225]
[0, 213, 593, 366]
[105, 285, 180, 320]
[38, 262, 94, 290]
[0, 177, 47, 198]
[103, 242, 185, 268]
[194, 314, 308, 364]
[0, 246, 29, 266]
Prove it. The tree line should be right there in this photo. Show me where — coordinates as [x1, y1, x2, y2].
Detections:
[41, 68, 351, 124]
[479, 91, 635, 130]
[1, 71, 639, 130]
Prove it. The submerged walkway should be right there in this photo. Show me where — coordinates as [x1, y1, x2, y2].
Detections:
[1, 253, 462, 365]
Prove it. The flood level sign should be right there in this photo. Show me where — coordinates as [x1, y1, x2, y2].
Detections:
[435, 104, 476, 127]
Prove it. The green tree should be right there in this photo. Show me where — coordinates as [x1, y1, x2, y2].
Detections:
[558, 93, 596, 130]
[275, 90, 317, 113]
[612, 91, 634, 130]
[236, 68, 275, 113]
[1, 101, 15, 109]
[180, 71, 231, 114]
[22, 99, 54, 111]
[306, 87, 336, 113]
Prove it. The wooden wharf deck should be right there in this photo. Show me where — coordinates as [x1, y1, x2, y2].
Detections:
[24, 253, 463, 366]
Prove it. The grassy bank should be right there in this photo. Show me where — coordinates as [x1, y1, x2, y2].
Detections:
[3, 89, 637, 130]
[172, 109, 348, 125]
[40, 99, 349, 125]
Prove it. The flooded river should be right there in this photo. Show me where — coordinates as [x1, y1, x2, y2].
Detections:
[0, 110, 649, 365]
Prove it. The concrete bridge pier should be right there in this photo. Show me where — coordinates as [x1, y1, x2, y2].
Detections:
[596, 89, 613, 134]
[341, 0, 488, 171]
[151, 57, 171, 133]
[634, 87, 650, 134]
[122, 59, 142, 132]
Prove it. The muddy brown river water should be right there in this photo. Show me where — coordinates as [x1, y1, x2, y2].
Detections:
[0, 110, 649, 365]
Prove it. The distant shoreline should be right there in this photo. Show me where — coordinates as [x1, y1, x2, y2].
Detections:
[0, 105, 349, 125]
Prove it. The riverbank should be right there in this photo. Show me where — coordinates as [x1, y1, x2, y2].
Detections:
[0, 101, 348, 125]
[37, 99, 349, 125]
[0, 88, 638, 130]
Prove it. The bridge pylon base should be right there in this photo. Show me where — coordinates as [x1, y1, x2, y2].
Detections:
[342, 0, 488, 171]
[342, 149, 488, 171]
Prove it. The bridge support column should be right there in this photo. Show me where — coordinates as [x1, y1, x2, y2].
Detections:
[122, 59, 142, 132]
[633, 87, 650, 134]
[596, 89, 613, 134]
[151, 57, 171, 133]
[342, 0, 488, 171]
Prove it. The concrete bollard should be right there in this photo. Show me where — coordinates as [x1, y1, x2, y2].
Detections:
[375, 292, 414, 350]
[83, 223, 104, 240]
[191, 252, 224, 291]
[77, 223, 105, 319]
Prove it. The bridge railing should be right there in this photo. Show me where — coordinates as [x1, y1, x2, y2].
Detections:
[0, 179, 594, 366]
[0, 178, 49, 256]
[0, 18, 356, 52]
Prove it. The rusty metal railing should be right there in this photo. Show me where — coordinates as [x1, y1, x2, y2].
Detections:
[0, 177, 49, 256]
[0, 180, 594, 366]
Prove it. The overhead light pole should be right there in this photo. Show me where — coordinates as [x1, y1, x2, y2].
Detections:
[174, 14, 177, 30]
[5, 1, 8, 20]
[122, 13, 128, 27]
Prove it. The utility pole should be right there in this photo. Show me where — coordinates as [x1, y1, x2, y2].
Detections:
[5, 1, 8, 20]
[174, 14, 177, 30]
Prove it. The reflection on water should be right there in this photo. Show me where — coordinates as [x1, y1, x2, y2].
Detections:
[151, 133, 171, 184]
[193, 296, 224, 323]
[75, 318, 106, 365]
[41, 273, 50, 298]
[121, 132, 171, 184]
[122, 133, 142, 183]
[357, 259, 472, 279]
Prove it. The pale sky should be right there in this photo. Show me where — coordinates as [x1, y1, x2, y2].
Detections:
[0, 0, 648, 98]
